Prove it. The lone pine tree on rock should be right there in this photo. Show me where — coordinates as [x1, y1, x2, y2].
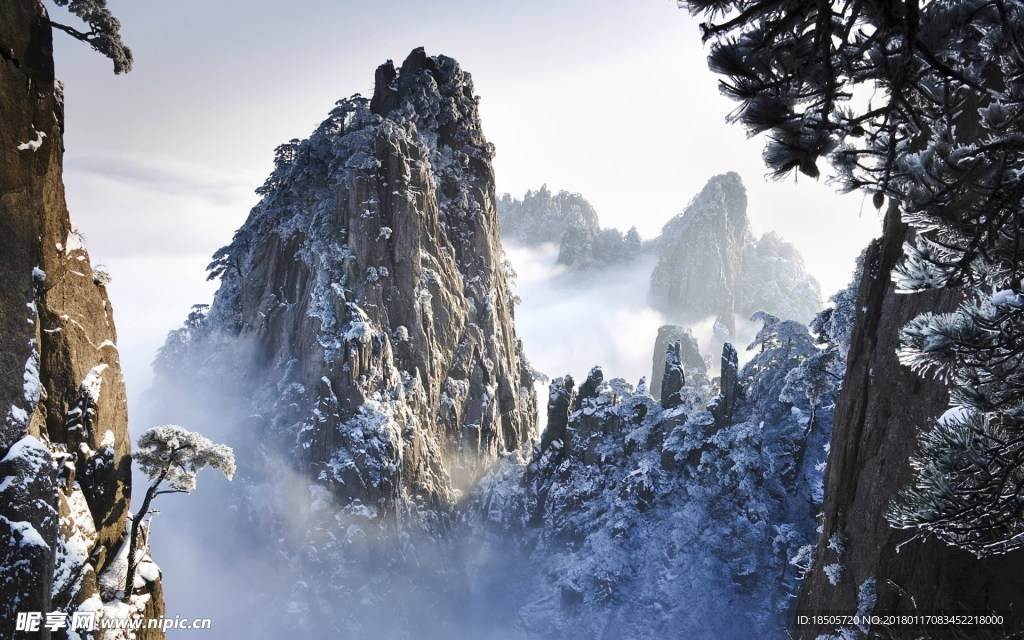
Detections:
[123, 425, 235, 602]
[46, 0, 132, 73]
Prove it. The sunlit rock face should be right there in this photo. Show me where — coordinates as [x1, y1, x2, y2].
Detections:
[0, 1, 163, 635]
[147, 48, 540, 636]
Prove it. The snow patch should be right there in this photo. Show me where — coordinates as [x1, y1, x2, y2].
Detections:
[65, 219, 86, 253]
[17, 129, 46, 152]
[80, 364, 109, 403]
[827, 532, 846, 555]
[991, 289, 1024, 308]
[824, 563, 844, 586]
[52, 483, 99, 599]
[135, 559, 160, 583]
[1, 515, 48, 548]
[938, 405, 971, 426]
[23, 348, 40, 408]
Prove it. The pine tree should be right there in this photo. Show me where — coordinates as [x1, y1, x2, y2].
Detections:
[123, 425, 235, 601]
[684, 0, 1024, 554]
[48, 0, 132, 73]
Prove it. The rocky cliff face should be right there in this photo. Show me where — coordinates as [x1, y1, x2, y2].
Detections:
[648, 324, 708, 401]
[649, 172, 751, 328]
[793, 205, 1024, 638]
[0, 2, 163, 637]
[649, 172, 821, 330]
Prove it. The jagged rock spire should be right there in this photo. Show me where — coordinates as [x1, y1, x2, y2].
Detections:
[660, 342, 686, 409]
[711, 342, 739, 427]
[540, 375, 575, 452]
[154, 48, 537, 520]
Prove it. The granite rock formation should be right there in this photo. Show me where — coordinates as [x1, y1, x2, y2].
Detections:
[650, 172, 750, 326]
[0, 2, 163, 636]
[186, 47, 538, 513]
[649, 324, 708, 401]
[468, 325, 834, 638]
[148, 48, 539, 634]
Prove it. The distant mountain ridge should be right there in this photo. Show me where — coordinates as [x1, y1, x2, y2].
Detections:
[498, 186, 642, 268]
[499, 172, 822, 330]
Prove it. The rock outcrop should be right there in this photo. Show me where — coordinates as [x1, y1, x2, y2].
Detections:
[659, 343, 687, 409]
[793, 205, 1024, 637]
[146, 48, 541, 637]
[649, 172, 751, 326]
[217, 47, 533, 511]
[649, 324, 707, 400]
[649, 172, 821, 327]
[710, 343, 739, 428]
[0, 1, 163, 636]
[468, 320, 834, 638]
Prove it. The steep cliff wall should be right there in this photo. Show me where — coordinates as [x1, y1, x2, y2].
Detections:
[0, 2, 163, 637]
[145, 48, 540, 636]
[794, 205, 1024, 638]
[649, 172, 751, 328]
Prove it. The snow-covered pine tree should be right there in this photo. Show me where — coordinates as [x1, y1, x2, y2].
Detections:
[47, 0, 132, 73]
[124, 425, 234, 602]
[684, 0, 1024, 556]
